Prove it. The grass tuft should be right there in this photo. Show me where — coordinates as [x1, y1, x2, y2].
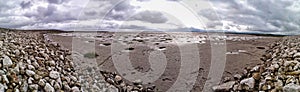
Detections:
[84, 52, 99, 58]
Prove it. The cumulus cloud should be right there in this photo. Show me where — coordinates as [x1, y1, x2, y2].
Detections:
[130, 11, 168, 23]
[199, 0, 300, 34]
[20, 1, 32, 8]
[3, 0, 299, 35]
[47, 0, 63, 4]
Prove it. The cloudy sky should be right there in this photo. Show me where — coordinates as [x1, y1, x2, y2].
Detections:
[0, 0, 300, 35]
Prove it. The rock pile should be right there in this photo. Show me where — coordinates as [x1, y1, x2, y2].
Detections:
[0, 30, 81, 92]
[100, 71, 156, 92]
[213, 37, 300, 92]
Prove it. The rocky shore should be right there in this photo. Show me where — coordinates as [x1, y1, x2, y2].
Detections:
[0, 29, 81, 92]
[213, 36, 300, 92]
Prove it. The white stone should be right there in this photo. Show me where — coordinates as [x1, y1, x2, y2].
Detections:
[283, 83, 300, 92]
[71, 86, 80, 92]
[212, 81, 236, 91]
[2, 55, 13, 67]
[240, 77, 255, 89]
[27, 65, 35, 70]
[293, 53, 300, 58]
[44, 83, 54, 92]
[26, 70, 35, 77]
[49, 71, 60, 79]
[0, 83, 4, 92]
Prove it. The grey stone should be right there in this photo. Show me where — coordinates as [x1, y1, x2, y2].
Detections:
[44, 83, 55, 92]
[26, 70, 35, 76]
[212, 81, 236, 91]
[27, 65, 35, 70]
[240, 77, 255, 89]
[20, 82, 28, 92]
[29, 84, 39, 90]
[38, 79, 46, 87]
[0, 83, 4, 92]
[49, 71, 60, 79]
[2, 55, 13, 67]
[283, 83, 300, 92]
[133, 79, 143, 85]
[28, 77, 34, 84]
[71, 86, 80, 92]
[2, 75, 9, 83]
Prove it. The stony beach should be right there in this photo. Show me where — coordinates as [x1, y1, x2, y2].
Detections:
[0, 29, 81, 92]
[1, 28, 294, 92]
[213, 36, 300, 92]
[47, 31, 282, 92]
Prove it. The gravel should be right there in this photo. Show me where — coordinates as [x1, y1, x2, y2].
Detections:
[0, 29, 81, 91]
[213, 37, 300, 91]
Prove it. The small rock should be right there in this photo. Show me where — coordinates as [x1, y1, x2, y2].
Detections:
[234, 74, 242, 80]
[252, 73, 260, 80]
[133, 79, 143, 85]
[70, 75, 77, 81]
[115, 75, 122, 83]
[44, 83, 55, 92]
[48, 60, 55, 66]
[2, 75, 9, 83]
[0, 83, 4, 92]
[15, 49, 20, 56]
[28, 77, 34, 84]
[71, 86, 80, 92]
[27, 65, 35, 70]
[240, 77, 255, 89]
[293, 53, 300, 58]
[59, 55, 64, 60]
[20, 82, 28, 92]
[38, 79, 46, 87]
[32, 61, 39, 68]
[29, 84, 38, 90]
[63, 81, 71, 91]
[49, 71, 60, 79]
[26, 70, 35, 76]
[2, 55, 13, 67]
[54, 82, 61, 90]
[212, 81, 236, 91]
[283, 83, 300, 92]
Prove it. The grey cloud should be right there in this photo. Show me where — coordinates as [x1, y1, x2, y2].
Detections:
[47, 0, 63, 4]
[84, 11, 97, 16]
[130, 11, 168, 23]
[20, 1, 32, 8]
[137, 0, 151, 2]
[200, 0, 300, 34]
[37, 4, 57, 17]
[104, 0, 136, 21]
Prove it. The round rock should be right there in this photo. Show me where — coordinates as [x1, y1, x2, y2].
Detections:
[49, 71, 60, 79]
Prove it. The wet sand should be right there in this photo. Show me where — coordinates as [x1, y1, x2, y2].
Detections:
[47, 31, 282, 91]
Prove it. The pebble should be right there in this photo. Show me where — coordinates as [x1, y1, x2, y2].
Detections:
[0, 83, 4, 92]
[49, 71, 60, 79]
[44, 83, 55, 92]
[2, 55, 13, 67]
[133, 79, 143, 85]
[212, 81, 236, 91]
[38, 79, 46, 87]
[283, 83, 300, 92]
[26, 70, 35, 76]
[114, 75, 122, 82]
[0, 31, 81, 92]
[240, 77, 255, 89]
[71, 86, 80, 92]
[27, 65, 35, 70]
[29, 84, 39, 90]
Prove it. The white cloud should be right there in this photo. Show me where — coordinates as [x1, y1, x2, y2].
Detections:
[199, 0, 300, 35]
[1, 0, 300, 35]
